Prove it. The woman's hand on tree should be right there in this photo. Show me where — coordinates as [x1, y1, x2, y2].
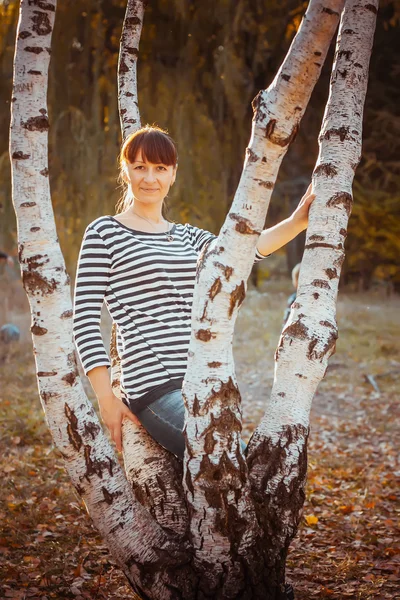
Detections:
[98, 393, 141, 452]
[291, 183, 316, 231]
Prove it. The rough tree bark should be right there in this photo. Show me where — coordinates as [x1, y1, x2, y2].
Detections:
[10, 0, 377, 598]
[245, 0, 378, 588]
[9, 2, 195, 599]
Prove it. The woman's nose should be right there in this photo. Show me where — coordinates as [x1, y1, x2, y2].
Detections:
[143, 169, 157, 182]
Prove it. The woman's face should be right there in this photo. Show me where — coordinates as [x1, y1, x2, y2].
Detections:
[123, 149, 176, 206]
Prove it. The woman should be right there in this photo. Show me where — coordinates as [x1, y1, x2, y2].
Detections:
[73, 125, 315, 459]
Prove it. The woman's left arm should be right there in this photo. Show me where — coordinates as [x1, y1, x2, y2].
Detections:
[256, 183, 316, 257]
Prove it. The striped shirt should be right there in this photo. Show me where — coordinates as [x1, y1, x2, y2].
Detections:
[72, 215, 268, 413]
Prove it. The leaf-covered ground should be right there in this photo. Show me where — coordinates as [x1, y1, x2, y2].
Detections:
[0, 288, 399, 599]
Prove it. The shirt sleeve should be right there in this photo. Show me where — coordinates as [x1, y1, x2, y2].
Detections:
[185, 223, 270, 263]
[73, 226, 111, 375]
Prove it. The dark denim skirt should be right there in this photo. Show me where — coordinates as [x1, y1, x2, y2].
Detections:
[134, 388, 247, 459]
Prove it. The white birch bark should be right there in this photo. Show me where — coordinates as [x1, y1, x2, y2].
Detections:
[246, 0, 378, 574]
[118, 0, 144, 138]
[9, 3, 194, 598]
[182, 0, 346, 593]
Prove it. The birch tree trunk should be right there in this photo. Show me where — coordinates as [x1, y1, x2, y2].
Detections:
[182, 1, 345, 595]
[245, 0, 378, 585]
[9, 3, 195, 599]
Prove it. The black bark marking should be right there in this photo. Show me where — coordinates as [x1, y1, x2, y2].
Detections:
[31, 323, 47, 335]
[124, 118, 137, 125]
[192, 395, 201, 417]
[126, 47, 139, 57]
[314, 163, 338, 177]
[284, 318, 309, 340]
[84, 422, 100, 439]
[338, 69, 348, 78]
[327, 192, 353, 216]
[254, 179, 274, 189]
[325, 268, 338, 280]
[196, 329, 213, 342]
[313, 293, 319, 299]
[282, 74, 290, 81]
[230, 213, 260, 235]
[62, 372, 76, 386]
[156, 474, 167, 497]
[314, 51, 322, 56]
[37, 370, 56, 377]
[24, 46, 43, 54]
[247, 424, 309, 563]
[22, 115, 49, 132]
[343, 29, 355, 34]
[333, 254, 345, 270]
[305, 242, 339, 250]
[101, 487, 122, 505]
[208, 361, 222, 368]
[125, 91, 134, 97]
[262, 156, 267, 162]
[312, 279, 331, 289]
[324, 126, 350, 142]
[338, 50, 352, 60]
[30, 227, 40, 232]
[126, 16, 141, 26]
[32, 10, 52, 36]
[208, 277, 222, 300]
[265, 118, 299, 147]
[246, 148, 259, 162]
[185, 466, 194, 498]
[19, 31, 32, 39]
[29, 1, 56, 10]
[83, 446, 115, 481]
[322, 6, 339, 15]
[365, 3, 378, 13]
[354, 62, 363, 68]
[278, 392, 286, 398]
[339, 228, 347, 236]
[65, 403, 82, 452]
[308, 234, 324, 242]
[119, 58, 129, 73]
[229, 281, 246, 317]
[120, 108, 127, 115]
[314, 62, 322, 67]
[12, 151, 30, 160]
[295, 373, 307, 379]
[61, 309, 73, 319]
[320, 320, 335, 329]
[307, 330, 337, 361]
[75, 483, 85, 496]
[40, 168, 49, 177]
[20, 201, 36, 207]
[28, 70, 42, 75]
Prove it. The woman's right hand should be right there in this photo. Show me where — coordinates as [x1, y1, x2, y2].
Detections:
[98, 393, 141, 452]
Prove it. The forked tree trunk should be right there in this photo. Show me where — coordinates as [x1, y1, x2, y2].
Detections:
[10, 0, 377, 598]
[245, 0, 378, 586]
[9, 3, 194, 599]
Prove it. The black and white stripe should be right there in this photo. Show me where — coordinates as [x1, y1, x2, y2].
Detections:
[73, 215, 268, 412]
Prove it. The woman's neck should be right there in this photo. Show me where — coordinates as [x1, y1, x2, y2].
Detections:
[129, 201, 164, 223]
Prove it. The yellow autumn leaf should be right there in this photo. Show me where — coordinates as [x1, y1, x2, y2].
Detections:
[305, 514, 319, 525]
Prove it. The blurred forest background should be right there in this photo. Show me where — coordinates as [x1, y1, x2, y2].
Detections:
[0, 0, 399, 289]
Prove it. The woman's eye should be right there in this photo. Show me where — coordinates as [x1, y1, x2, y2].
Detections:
[158, 166, 166, 171]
